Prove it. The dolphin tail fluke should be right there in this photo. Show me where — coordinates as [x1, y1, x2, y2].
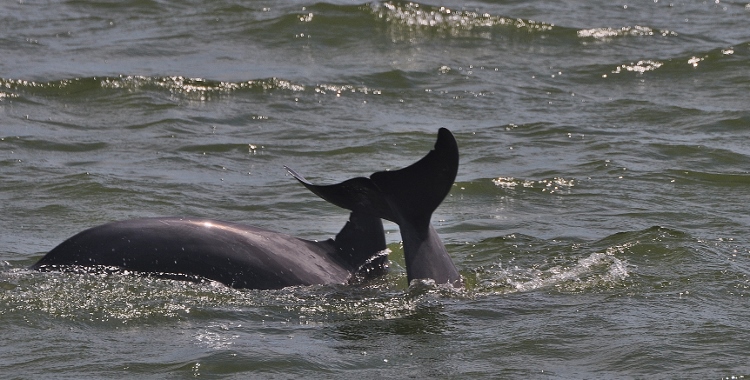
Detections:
[369, 127, 458, 227]
[284, 168, 395, 221]
[284, 127, 458, 226]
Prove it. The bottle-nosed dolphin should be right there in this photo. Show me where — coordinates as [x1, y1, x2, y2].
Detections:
[32, 128, 462, 289]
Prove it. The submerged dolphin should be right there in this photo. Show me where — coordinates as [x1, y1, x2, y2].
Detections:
[32, 128, 462, 289]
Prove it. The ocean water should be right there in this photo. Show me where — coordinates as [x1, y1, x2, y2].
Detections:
[2, 0, 750, 378]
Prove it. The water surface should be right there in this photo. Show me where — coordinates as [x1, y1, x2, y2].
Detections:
[2, 0, 750, 378]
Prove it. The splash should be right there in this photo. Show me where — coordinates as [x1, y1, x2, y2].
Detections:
[509, 249, 629, 293]
[0, 269, 219, 322]
[473, 247, 630, 295]
[0, 265, 431, 323]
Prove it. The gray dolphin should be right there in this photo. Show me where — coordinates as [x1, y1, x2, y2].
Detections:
[32, 128, 461, 289]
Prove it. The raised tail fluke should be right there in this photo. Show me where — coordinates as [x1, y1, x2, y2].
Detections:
[284, 127, 458, 226]
[369, 127, 458, 228]
[286, 128, 462, 287]
[284, 168, 396, 221]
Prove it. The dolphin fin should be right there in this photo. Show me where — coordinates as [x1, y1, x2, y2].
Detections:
[332, 211, 388, 279]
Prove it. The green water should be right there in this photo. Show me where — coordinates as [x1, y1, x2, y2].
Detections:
[2, 1, 750, 378]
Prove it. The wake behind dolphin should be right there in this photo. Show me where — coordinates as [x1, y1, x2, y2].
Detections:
[32, 128, 462, 289]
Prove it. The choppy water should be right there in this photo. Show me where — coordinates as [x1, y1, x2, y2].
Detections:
[2, 0, 750, 378]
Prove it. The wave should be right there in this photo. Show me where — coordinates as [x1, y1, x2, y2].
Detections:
[584, 44, 747, 80]
[368, 1, 554, 41]
[294, 2, 690, 45]
[3, 2, 736, 101]
[667, 169, 750, 187]
[0, 68, 488, 102]
[43, 0, 685, 45]
[0, 75, 383, 102]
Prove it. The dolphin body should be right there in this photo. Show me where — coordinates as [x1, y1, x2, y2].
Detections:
[32, 128, 462, 289]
